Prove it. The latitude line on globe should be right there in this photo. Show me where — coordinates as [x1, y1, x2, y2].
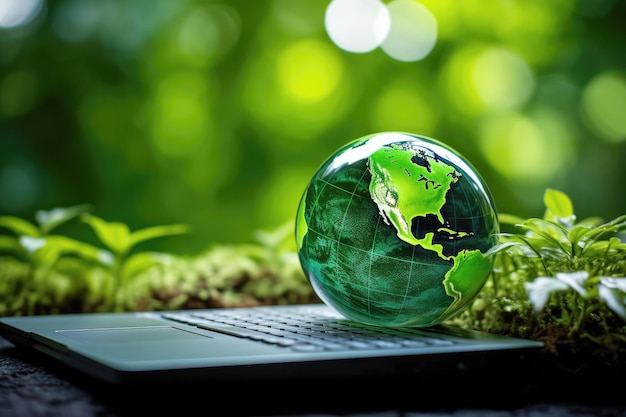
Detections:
[305, 226, 440, 266]
[316, 177, 363, 198]
[314, 178, 488, 223]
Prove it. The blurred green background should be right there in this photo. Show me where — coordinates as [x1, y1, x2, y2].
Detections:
[1, 0, 624, 255]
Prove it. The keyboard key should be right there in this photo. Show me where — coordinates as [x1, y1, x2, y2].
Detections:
[161, 307, 458, 353]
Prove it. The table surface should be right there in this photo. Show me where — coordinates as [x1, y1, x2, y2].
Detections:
[1, 335, 625, 417]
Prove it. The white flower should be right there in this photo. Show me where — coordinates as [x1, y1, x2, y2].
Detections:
[524, 277, 568, 313]
[598, 277, 626, 321]
[97, 250, 115, 266]
[19, 236, 46, 254]
[555, 271, 589, 297]
[524, 271, 591, 314]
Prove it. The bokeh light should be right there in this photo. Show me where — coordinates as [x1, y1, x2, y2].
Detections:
[478, 111, 572, 185]
[381, 0, 437, 62]
[0, 0, 44, 29]
[581, 71, 626, 144]
[276, 39, 343, 103]
[324, 0, 390, 53]
[325, 0, 438, 62]
[151, 71, 213, 159]
[51, 0, 101, 43]
[177, 5, 241, 67]
[370, 77, 440, 135]
[471, 47, 535, 111]
[441, 45, 535, 116]
[0, 0, 624, 254]
[243, 38, 350, 142]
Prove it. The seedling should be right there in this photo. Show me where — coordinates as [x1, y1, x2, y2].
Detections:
[0, 206, 188, 313]
[81, 214, 188, 310]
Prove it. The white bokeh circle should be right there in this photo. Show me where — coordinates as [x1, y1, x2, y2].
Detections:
[325, 0, 438, 61]
[324, 0, 391, 53]
[381, 0, 437, 62]
[0, 0, 44, 29]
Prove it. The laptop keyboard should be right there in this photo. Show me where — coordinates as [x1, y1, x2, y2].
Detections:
[161, 305, 457, 352]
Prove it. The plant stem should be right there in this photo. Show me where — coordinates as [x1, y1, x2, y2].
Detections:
[110, 258, 122, 311]
[569, 297, 590, 338]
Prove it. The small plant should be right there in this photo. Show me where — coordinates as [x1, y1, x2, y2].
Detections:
[450, 188, 626, 359]
[0, 204, 96, 264]
[0, 204, 102, 314]
[0, 207, 315, 315]
[0, 206, 189, 313]
[80, 214, 189, 310]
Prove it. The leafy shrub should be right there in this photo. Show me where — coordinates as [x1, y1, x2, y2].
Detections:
[449, 189, 626, 358]
[0, 207, 315, 315]
[0, 206, 187, 313]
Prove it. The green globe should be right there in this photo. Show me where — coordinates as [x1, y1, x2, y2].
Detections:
[295, 132, 499, 327]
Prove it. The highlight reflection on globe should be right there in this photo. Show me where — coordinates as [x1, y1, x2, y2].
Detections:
[295, 132, 499, 327]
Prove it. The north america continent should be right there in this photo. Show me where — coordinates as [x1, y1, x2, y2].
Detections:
[368, 144, 460, 260]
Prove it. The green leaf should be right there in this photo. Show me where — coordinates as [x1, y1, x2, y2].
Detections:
[29, 242, 62, 266]
[129, 224, 189, 247]
[82, 214, 131, 256]
[254, 221, 295, 251]
[544, 188, 574, 219]
[484, 241, 524, 257]
[45, 235, 105, 263]
[497, 213, 526, 226]
[568, 225, 592, 245]
[0, 235, 22, 252]
[36, 204, 91, 235]
[576, 216, 626, 256]
[520, 219, 569, 253]
[580, 241, 605, 256]
[121, 252, 173, 282]
[577, 216, 604, 228]
[0, 216, 40, 237]
[604, 214, 626, 231]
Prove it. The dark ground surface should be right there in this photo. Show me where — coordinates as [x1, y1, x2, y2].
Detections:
[1, 336, 625, 417]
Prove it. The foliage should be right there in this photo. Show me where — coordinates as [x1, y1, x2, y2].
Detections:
[0, 206, 191, 313]
[2, 191, 625, 364]
[128, 223, 318, 312]
[449, 188, 626, 358]
[0, 207, 315, 316]
[80, 213, 189, 310]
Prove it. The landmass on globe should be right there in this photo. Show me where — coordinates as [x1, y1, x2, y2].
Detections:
[368, 143, 492, 318]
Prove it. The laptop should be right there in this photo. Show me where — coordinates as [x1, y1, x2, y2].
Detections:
[0, 301, 543, 387]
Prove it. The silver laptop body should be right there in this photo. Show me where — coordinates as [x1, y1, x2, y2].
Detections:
[0, 303, 543, 386]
